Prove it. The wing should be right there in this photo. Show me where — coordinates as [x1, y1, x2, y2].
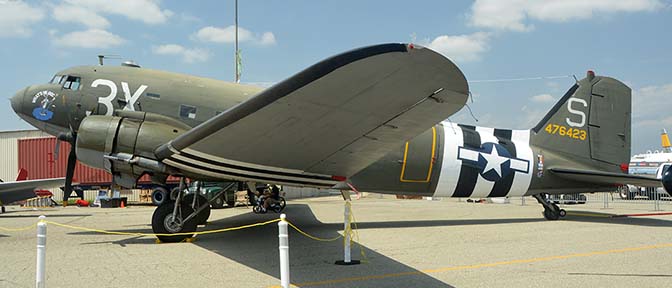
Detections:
[157, 43, 469, 187]
[0, 178, 65, 204]
[550, 168, 661, 187]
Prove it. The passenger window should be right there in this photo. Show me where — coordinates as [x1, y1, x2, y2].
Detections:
[62, 76, 81, 90]
[179, 104, 197, 119]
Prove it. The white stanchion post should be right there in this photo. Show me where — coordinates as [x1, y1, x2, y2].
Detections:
[344, 201, 351, 263]
[335, 200, 360, 265]
[36, 215, 46, 288]
[278, 214, 290, 288]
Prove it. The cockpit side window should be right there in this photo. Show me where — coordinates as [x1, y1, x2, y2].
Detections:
[62, 76, 81, 90]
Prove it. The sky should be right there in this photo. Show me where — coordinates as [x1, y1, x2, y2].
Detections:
[0, 0, 671, 154]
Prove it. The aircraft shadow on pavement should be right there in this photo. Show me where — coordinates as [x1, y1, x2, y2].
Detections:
[66, 204, 672, 287]
[562, 212, 672, 227]
[76, 203, 455, 287]
[194, 203, 455, 288]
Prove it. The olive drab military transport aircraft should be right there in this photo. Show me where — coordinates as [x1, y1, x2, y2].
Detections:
[10, 43, 672, 242]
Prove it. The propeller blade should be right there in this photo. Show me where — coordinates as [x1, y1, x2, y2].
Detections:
[63, 134, 77, 202]
[54, 140, 61, 161]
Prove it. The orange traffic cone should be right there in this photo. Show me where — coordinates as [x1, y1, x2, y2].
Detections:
[120, 200, 125, 208]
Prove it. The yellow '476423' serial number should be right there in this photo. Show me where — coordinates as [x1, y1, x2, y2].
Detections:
[544, 124, 586, 140]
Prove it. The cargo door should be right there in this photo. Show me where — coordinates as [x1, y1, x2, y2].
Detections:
[399, 127, 436, 190]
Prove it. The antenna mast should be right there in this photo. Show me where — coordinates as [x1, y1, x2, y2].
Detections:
[234, 0, 240, 83]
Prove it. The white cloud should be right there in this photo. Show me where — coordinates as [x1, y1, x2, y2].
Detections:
[62, 0, 172, 25]
[632, 84, 672, 127]
[153, 44, 210, 63]
[259, 32, 277, 46]
[427, 32, 491, 62]
[52, 29, 125, 49]
[52, 5, 110, 28]
[530, 93, 555, 103]
[0, 1, 45, 37]
[469, 0, 663, 32]
[194, 25, 277, 46]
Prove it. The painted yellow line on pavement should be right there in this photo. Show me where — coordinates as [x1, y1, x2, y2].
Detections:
[268, 242, 672, 287]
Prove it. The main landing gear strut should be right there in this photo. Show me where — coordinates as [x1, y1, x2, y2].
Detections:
[533, 194, 567, 220]
[151, 178, 237, 243]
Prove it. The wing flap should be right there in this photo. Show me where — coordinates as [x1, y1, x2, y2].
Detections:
[158, 43, 468, 183]
[550, 168, 661, 187]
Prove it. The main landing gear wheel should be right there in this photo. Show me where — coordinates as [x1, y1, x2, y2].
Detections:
[183, 194, 211, 225]
[151, 201, 197, 243]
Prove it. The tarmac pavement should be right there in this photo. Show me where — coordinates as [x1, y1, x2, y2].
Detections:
[1, 195, 672, 287]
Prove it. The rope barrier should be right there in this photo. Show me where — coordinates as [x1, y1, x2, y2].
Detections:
[1, 204, 368, 264]
[42, 219, 280, 237]
[286, 221, 343, 242]
[0, 222, 37, 232]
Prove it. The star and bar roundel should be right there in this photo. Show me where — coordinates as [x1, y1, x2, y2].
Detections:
[458, 142, 530, 182]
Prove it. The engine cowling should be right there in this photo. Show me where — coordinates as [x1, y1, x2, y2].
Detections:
[76, 113, 189, 187]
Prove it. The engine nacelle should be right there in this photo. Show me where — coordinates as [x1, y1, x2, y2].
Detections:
[76, 113, 189, 187]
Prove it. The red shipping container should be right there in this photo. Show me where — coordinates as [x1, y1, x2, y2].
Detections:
[18, 137, 179, 185]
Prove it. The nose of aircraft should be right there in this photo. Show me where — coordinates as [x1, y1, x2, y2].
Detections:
[10, 87, 26, 115]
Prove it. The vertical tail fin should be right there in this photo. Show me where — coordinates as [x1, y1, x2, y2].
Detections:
[531, 71, 631, 172]
[16, 168, 28, 181]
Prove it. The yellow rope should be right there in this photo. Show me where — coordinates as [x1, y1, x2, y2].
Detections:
[1, 201, 366, 261]
[43, 219, 280, 237]
[0, 223, 37, 232]
[286, 221, 343, 242]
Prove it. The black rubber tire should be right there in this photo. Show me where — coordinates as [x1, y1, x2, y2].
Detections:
[151, 187, 169, 206]
[272, 198, 286, 213]
[211, 195, 225, 209]
[183, 194, 211, 225]
[253, 205, 264, 214]
[543, 208, 560, 220]
[152, 201, 197, 243]
[227, 199, 236, 208]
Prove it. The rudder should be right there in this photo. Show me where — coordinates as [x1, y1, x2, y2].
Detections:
[531, 71, 631, 172]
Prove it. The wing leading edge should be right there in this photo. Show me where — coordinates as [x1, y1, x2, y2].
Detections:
[157, 43, 469, 186]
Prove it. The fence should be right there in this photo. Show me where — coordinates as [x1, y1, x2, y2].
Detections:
[509, 191, 672, 211]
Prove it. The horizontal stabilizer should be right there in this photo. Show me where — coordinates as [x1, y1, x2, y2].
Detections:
[550, 168, 661, 187]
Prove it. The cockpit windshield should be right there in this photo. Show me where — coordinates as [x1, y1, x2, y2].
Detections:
[50, 75, 81, 90]
[49, 75, 65, 84]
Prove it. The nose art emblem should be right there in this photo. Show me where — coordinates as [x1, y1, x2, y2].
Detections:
[31, 90, 58, 121]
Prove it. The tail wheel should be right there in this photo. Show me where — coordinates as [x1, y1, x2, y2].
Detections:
[559, 209, 567, 217]
[152, 201, 197, 243]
